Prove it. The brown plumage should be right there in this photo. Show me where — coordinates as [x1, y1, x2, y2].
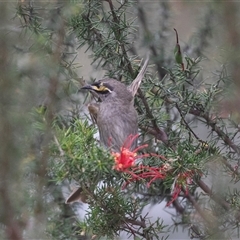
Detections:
[81, 57, 149, 151]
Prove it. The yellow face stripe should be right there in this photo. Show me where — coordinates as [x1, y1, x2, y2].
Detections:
[92, 85, 111, 92]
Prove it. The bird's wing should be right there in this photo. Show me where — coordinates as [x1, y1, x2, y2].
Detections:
[88, 103, 99, 125]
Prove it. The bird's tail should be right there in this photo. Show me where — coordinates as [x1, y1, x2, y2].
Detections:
[128, 54, 149, 97]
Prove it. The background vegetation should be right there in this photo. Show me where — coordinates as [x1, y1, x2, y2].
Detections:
[0, 1, 240, 239]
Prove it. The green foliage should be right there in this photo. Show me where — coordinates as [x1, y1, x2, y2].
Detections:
[1, 1, 240, 240]
[49, 117, 168, 238]
[63, 1, 240, 239]
[50, 119, 115, 183]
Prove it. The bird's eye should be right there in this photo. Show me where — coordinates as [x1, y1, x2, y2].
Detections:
[95, 81, 102, 88]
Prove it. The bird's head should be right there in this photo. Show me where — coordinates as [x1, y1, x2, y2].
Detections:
[81, 56, 149, 103]
[81, 78, 133, 103]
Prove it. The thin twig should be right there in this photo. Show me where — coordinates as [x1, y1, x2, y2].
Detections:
[185, 189, 217, 226]
[190, 108, 240, 155]
[176, 103, 201, 142]
[196, 179, 230, 211]
[136, 0, 167, 80]
[54, 135, 64, 157]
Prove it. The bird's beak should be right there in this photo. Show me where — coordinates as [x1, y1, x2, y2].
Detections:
[81, 84, 93, 90]
[79, 84, 102, 102]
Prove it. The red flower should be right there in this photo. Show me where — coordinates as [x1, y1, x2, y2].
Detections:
[111, 134, 149, 171]
[112, 149, 136, 171]
[111, 134, 167, 187]
[166, 170, 195, 206]
[121, 165, 167, 189]
[166, 183, 182, 207]
[111, 134, 197, 208]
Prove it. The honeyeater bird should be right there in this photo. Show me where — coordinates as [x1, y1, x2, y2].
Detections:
[65, 57, 149, 203]
[81, 57, 149, 151]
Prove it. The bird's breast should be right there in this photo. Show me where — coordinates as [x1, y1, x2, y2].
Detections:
[96, 102, 138, 151]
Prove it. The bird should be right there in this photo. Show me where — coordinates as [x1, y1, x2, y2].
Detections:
[81, 57, 149, 151]
[65, 57, 149, 204]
